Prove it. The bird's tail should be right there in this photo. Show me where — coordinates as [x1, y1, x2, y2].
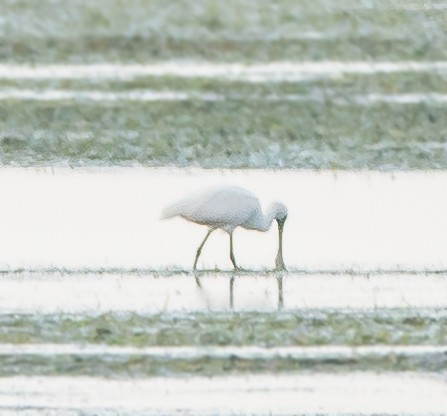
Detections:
[160, 201, 183, 220]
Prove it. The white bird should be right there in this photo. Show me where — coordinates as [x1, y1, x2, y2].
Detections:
[161, 185, 288, 271]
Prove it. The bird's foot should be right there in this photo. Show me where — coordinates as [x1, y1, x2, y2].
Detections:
[192, 268, 203, 287]
[273, 265, 287, 273]
[193, 274, 202, 288]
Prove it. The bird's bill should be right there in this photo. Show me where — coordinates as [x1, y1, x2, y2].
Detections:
[275, 219, 286, 271]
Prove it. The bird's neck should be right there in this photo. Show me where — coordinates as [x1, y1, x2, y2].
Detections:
[257, 208, 277, 232]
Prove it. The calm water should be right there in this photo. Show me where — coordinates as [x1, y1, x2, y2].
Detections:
[0, 273, 446, 313]
[1, 373, 447, 415]
[2, 61, 447, 81]
[1, 167, 447, 271]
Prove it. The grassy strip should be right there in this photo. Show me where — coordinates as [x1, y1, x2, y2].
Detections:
[0, 350, 444, 376]
[0, 310, 445, 375]
[3, 0, 445, 39]
[0, 0, 446, 62]
[4, 36, 447, 64]
[0, 311, 445, 347]
[0, 99, 446, 169]
[2, 71, 447, 94]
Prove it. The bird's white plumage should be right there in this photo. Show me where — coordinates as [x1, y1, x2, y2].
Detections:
[162, 186, 262, 233]
[161, 185, 287, 270]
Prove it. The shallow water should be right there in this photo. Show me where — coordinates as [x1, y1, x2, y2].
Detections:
[1, 168, 447, 271]
[0, 273, 446, 313]
[1, 62, 447, 82]
[3, 89, 447, 106]
[1, 373, 447, 415]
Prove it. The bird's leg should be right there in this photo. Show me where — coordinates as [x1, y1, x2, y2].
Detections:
[193, 229, 213, 271]
[229, 232, 240, 271]
[276, 274, 284, 311]
[229, 275, 235, 309]
[274, 220, 286, 271]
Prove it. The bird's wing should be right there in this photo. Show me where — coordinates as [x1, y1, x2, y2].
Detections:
[161, 186, 260, 231]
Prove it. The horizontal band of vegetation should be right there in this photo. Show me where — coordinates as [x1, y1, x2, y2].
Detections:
[1, 0, 446, 62]
[0, 309, 445, 376]
[1, 310, 445, 347]
[2, 71, 447, 94]
[0, 347, 445, 376]
[0, 99, 445, 169]
[4, 36, 447, 64]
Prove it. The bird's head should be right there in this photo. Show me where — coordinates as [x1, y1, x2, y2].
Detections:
[271, 201, 287, 271]
[272, 202, 288, 226]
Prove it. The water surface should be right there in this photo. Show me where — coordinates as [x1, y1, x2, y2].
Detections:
[1, 373, 446, 415]
[1, 168, 447, 271]
[0, 273, 446, 314]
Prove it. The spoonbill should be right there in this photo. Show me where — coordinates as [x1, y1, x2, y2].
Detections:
[161, 186, 287, 271]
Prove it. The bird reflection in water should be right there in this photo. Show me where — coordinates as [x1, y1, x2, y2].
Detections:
[195, 272, 284, 311]
[229, 273, 284, 310]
